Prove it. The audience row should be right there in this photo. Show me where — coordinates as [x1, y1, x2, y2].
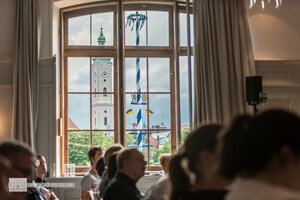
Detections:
[1, 109, 300, 200]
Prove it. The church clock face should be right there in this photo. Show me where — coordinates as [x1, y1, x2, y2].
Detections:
[101, 69, 109, 78]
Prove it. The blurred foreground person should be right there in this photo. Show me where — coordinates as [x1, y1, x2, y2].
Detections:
[0, 140, 45, 200]
[98, 144, 123, 198]
[219, 109, 300, 200]
[169, 125, 229, 200]
[0, 155, 12, 200]
[104, 148, 146, 200]
[143, 153, 171, 200]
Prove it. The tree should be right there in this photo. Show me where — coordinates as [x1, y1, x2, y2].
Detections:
[68, 131, 114, 166]
[152, 140, 171, 165]
[181, 127, 190, 144]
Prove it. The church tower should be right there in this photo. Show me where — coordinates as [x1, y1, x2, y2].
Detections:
[92, 27, 113, 132]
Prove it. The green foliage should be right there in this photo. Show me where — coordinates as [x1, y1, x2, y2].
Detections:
[92, 131, 114, 149]
[68, 131, 114, 166]
[181, 127, 190, 144]
[68, 132, 90, 166]
[152, 140, 171, 165]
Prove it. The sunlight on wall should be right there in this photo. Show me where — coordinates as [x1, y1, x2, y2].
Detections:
[0, 103, 12, 140]
[0, 110, 4, 138]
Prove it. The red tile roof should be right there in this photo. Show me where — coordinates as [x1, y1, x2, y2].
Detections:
[68, 118, 79, 130]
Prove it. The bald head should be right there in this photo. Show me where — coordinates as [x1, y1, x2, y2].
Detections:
[117, 148, 146, 182]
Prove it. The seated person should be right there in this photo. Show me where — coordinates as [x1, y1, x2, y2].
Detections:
[143, 153, 172, 200]
[94, 156, 105, 199]
[106, 152, 119, 181]
[81, 146, 105, 200]
[219, 110, 300, 200]
[169, 124, 229, 200]
[98, 144, 123, 198]
[0, 140, 46, 200]
[35, 155, 58, 200]
[95, 156, 105, 178]
[0, 155, 13, 200]
[103, 148, 146, 200]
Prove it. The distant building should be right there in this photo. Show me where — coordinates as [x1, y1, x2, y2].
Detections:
[68, 118, 79, 130]
[92, 27, 113, 131]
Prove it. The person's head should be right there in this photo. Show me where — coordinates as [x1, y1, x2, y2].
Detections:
[0, 140, 35, 179]
[36, 155, 47, 177]
[104, 144, 123, 167]
[219, 109, 300, 189]
[0, 140, 35, 200]
[117, 148, 146, 182]
[88, 146, 105, 166]
[169, 124, 224, 200]
[107, 152, 119, 181]
[95, 156, 105, 177]
[159, 153, 171, 174]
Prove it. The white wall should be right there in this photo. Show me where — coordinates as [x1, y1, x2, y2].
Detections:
[248, 0, 300, 60]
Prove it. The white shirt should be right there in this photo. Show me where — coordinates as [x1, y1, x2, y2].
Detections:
[225, 178, 300, 200]
[143, 175, 171, 200]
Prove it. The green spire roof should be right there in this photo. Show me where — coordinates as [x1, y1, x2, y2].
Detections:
[97, 27, 106, 46]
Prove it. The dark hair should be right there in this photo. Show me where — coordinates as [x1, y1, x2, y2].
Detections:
[107, 152, 118, 181]
[169, 124, 223, 200]
[95, 156, 105, 177]
[104, 144, 123, 166]
[88, 146, 105, 164]
[36, 154, 44, 159]
[0, 140, 34, 163]
[220, 109, 300, 179]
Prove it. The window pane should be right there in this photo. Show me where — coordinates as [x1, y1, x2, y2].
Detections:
[150, 131, 171, 165]
[92, 131, 114, 149]
[68, 15, 90, 45]
[68, 57, 90, 92]
[125, 94, 148, 129]
[149, 94, 171, 129]
[68, 131, 90, 166]
[125, 11, 147, 46]
[179, 13, 194, 47]
[125, 11, 169, 46]
[92, 12, 114, 46]
[92, 57, 114, 92]
[147, 11, 169, 46]
[92, 94, 114, 130]
[68, 94, 90, 130]
[125, 130, 148, 148]
[125, 58, 147, 92]
[179, 56, 194, 143]
[149, 58, 170, 92]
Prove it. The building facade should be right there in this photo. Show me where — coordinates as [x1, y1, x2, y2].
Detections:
[92, 27, 114, 131]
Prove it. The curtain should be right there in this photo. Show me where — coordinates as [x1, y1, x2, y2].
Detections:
[12, 0, 40, 149]
[193, 0, 255, 126]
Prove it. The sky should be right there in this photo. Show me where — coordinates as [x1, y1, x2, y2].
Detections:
[67, 10, 194, 130]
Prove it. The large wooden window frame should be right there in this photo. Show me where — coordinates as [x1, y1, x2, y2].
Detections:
[61, 1, 191, 174]
[63, 3, 119, 173]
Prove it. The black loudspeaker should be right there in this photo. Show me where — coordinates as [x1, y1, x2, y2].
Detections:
[246, 76, 262, 105]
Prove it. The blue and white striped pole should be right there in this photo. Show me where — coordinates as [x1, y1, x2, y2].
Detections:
[136, 17, 143, 151]
[126, 12, 147, 150]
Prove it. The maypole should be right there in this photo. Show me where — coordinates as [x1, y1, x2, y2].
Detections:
[126, 12, 147, 151]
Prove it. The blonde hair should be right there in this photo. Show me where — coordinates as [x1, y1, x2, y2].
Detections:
[159, 153, 171, 169]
